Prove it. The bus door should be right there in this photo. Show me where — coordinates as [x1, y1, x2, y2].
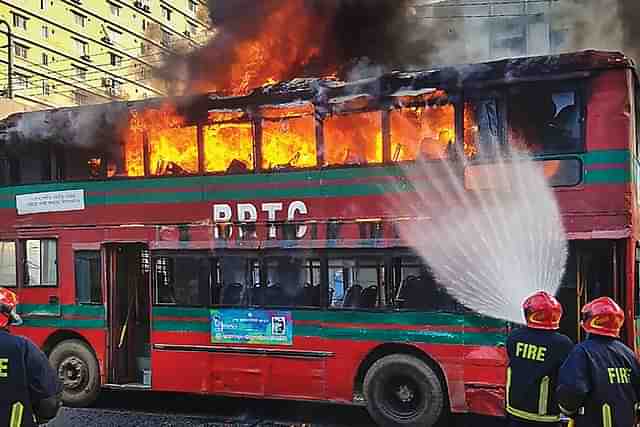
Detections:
[573, 240, 625, 342]
[105, 243, 150, 387]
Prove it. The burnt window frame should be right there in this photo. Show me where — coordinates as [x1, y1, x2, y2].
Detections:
[504, 79, 587, 156]
[201, 113, 257, 176]
[151, 250, 212, 307]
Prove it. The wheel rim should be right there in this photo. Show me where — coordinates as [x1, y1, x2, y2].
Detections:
[58, 356, 89, 393]
[382, 374, 426, 420]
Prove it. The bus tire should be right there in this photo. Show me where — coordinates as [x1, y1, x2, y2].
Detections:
[363, 354, 444, 427]
[49, 339, 100, 408]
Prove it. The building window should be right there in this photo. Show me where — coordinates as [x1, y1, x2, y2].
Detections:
[107, 27, 122, 44]
[188, 0, 197, 13]
[161, 5, 172, 21]
[42, 53, 49, 65]
[161, 29, 172, 46]
[110, 53, 123, 67]
[23, 239, 58, 287]
[74, 65, 87, 80]
[75, 251, 102, 304]
[0, 242, 16, 288]
[41, 25, 49, 39]
[74, 90, 89, 105]
[14, 43, 28, 59]
[73, 38, 89, 56]
[12, 13, 28, 30]
[42, 81, 50, 96]
[72, 11, 87, 27]
[40, 0, 48, 10]
[108, 2, 121, 17]
[13, 74, 29, 90]
[187, 21, 196, 36]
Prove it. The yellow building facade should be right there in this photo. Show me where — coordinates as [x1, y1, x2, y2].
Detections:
[0, 0, 210, 110]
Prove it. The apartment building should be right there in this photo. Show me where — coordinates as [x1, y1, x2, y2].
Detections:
[0, 0, 210, 109]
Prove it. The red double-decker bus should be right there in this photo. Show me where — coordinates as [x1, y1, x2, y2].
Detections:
[0, 50, 637, 426]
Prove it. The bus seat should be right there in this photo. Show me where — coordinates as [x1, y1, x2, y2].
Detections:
[360, 285, 378, 308]
[343, 285, 363, 308]
[265, 284, 285, 306]
[221, 283, 244, 305]
[251, 285, 265, 306]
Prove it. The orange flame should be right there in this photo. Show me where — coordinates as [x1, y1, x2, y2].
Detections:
[324, 112, 382, 165]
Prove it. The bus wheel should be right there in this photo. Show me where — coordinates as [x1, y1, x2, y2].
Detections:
[363, 354, 444, 427]
[49, 339, 100, 407]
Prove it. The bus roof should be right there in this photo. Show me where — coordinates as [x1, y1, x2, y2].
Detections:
[0, 49, 634, 133]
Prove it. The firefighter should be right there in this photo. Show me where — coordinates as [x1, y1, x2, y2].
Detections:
[506, 291, 574, 427]
[0, 287, 62, 426]
[556, 297, 640, 427]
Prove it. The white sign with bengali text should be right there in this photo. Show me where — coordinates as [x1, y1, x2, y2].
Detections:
[16, 189, 85, 215]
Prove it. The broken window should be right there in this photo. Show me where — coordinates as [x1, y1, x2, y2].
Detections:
[328, 258, 383, 309]
[390, 104, 455, 161]
[204, 112, 254, 173]
[23, 239, 57, 287]
[508, 86, 582, 154]
[464, 99, 501, 159]
[0, 242, 16, 287]
[75, 251, 102, 304]
[261, 105, 317, 170]
[153, 252, 210, 306]
[257, 256, 321, 307]
[149, 125, 198, 176]
[324, 112, 382, 166]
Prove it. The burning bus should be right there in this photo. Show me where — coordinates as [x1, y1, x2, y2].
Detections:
[0, 50, 637, 426]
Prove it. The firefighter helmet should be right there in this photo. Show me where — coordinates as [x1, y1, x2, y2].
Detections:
[0, 287, 21, 328]
[522, 290, 562, 330]
[581, 297, 624, 338]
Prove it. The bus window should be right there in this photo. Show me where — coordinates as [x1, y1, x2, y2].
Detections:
[203, 122, 254, 173]
[260, 256, 320, 307]
[149, 125, 198, 176]
[328, 258, 382, 309]
[464, 99, 500, 159]
[13, 143, 51, 184]
[393, 257, 459, 312]
[262, 116, 317, 170]
[508, 86, 582, 154]
[0, 241, 16, 288]
[74, 251, 101, 304]
[153, 253, 210, 306]
[324, 112, 382, 166]
[390, 104, 455, 162]
[214, 256, 258, 306]
[22, 239, 57, 287]
[62, 147, 106, 180]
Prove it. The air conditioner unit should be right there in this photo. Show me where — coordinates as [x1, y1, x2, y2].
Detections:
[183, 31, 191, 37]
[107, 87, 120, 97]
[80, 54, 91, 62]
[134, 0, 143, 9]
[143, 5, 150, 12]
[101, 36, 112, 44]
[101, 77, 113, 88]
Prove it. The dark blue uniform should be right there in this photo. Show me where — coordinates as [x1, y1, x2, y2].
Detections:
[506, 327, 574, 426]
[557, 335, 640, 427]
[0, 329, 61, 427]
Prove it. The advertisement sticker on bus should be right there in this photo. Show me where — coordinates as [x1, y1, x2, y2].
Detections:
[210, 309, 293, 345]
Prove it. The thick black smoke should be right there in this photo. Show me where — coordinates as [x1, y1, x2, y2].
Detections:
[161, 0, 432, 94]
[619, 0, 640, 63]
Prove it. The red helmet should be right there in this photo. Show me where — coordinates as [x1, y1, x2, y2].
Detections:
[581, 297, 624, 338]
[0, 287, 21, 328]
[522, 291, 562, 330]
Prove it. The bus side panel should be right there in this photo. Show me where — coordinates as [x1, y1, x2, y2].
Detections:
[587, 69, 632, 152]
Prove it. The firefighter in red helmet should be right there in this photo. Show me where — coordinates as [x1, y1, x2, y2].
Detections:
[506, 291, 573, 427]
[557, 297, 640, 427]
[0, 287, 62, 426]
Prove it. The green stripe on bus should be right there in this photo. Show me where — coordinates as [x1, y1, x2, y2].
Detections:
[19, 318, 105, 329]
[584, 168, 630, 184]
[17, 304, 105, 318]
[152, 320, 209, 333]
[583, 150, 630, 165]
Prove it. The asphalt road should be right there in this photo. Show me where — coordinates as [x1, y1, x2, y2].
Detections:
[43, 390, 507, 427]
